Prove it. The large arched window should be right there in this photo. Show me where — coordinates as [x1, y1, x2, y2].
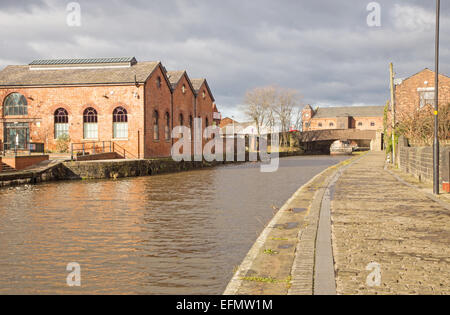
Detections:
[165, 112, 170, 140]
[83, 107, 98, 139]
[4, 93, 28, 116]
[153, 110, 159, 140]
[54, 108, 69, 139]
[113, 107, 128, 139]
[205, 117, 209, 128]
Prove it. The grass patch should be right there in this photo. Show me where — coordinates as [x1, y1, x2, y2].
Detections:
[263, 249, 278, 255]
[241, 276, 277, 283]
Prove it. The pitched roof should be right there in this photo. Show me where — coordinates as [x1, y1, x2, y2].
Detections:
[166, 70, 186, 88]
[191, 78, 215, 102]
[313, 106, 384, 119]
[190, 78, 205, 92]
[0, 60, 160, 87]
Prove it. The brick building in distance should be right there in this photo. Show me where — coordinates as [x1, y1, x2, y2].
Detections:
[393, 68, 450, 122]
[302, 105, 384, 132]
[0, 57, 220, 158]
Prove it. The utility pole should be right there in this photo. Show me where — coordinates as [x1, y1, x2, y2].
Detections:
[389, 62, 396, 165]
[433, 0, 440, 195]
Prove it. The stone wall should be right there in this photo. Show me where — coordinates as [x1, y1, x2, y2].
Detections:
[398, 137, 450, 184]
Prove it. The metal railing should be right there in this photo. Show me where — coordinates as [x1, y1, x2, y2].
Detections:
[70, 141, 138, 160]
[1, 142, 45, 156]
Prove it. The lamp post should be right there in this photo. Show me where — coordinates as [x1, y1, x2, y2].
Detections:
[433, 0, 440, 195]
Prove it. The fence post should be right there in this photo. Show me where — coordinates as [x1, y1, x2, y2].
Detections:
[82, 143, 85, 156]
[124, 149, 126, 159]
[93, 143, 96, 155]
[110, 141, 112, 153]
[103, 141, 105, 153]
[71, 143, 74, 160]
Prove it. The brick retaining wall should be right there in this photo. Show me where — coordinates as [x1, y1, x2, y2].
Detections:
[398, 137, 450, 184]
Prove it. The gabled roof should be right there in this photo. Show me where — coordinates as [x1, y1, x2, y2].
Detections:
[166, 70, 195, 94]
[191, 78, 215, 102]
[166, 70, 186, 89]
[0, 59, 160, 87]
[313, 106, 384, 119]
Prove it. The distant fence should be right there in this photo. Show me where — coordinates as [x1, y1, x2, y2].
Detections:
[398, 136, 450, 184]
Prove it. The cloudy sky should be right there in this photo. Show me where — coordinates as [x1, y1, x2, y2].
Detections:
[0, 0, 448, 120]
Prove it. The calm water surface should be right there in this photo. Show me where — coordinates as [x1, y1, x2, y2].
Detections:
[0, 155, 348, 294]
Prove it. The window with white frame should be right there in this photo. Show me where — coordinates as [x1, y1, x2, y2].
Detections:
[83, 107, 98, 139]
[418, 87, 435, 108]
[54, 108, 69, 139]
[113, 107, 128, 139]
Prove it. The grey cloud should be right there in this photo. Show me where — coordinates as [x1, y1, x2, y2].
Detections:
[0, 0, 448, 119]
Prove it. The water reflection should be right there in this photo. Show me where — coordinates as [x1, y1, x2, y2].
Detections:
[0, 155, 348, 294]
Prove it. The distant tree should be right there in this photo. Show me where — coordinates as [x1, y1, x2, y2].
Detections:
[271, 87, 303, 146]
[243, 86, 276, 136]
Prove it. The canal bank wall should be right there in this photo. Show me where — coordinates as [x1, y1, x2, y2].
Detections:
[0, 151, 303, 188]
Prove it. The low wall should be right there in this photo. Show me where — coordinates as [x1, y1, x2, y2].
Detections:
[398, 137, 450, 184]
[2, 155, 49, 170]
[0, 150, 304, 188]
[76, 152, 122, 161]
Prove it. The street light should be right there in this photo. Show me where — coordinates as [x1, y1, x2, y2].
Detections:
[433, 0, 440, 195]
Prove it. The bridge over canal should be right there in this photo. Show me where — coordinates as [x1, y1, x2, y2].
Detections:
[297, 129, 382, 153]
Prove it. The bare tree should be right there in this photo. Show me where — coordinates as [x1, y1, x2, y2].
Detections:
[243, 86, 276, 136]
[271, 87, 303, 146]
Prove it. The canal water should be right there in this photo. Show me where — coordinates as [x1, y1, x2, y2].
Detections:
[0, 155, 348, 294]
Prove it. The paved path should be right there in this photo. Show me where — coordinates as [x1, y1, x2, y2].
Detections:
[332, 152, 450, 295]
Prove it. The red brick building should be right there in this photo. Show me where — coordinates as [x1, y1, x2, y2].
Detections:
[302, 105, 384, 132]
[394, 68, 450, 122]
[0, 57, 221, 159]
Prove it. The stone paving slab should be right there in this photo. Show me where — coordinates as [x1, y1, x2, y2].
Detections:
[331, 152, 450, 295]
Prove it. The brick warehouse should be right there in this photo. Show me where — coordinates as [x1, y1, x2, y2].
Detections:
[0, 57, 221, 159]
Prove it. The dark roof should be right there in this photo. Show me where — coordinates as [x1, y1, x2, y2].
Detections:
[313, 106, 384, 119]
[29, 57, 137, 66]
[0, 61, 160, 87]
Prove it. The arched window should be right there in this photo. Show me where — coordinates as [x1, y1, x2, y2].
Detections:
[165, 112, 170, 140]
[358, 122, 363, 127]
[329, 122, 334, 127]
[205, 117, 209, 128]
[4, 93, 28, 116]
[156, 77, 162, 89]
[318, 122, 323, 128]
[202, 90, 206, 99]
[182, 85, 186, 94]
[189, 115, 193, 130]
[113, 107, 128, 139]
[83, 107, 98, 139]
[153, 110, 159, 140]
[370, 122, 376, 127]
[54, 108, 69, 139]
[179, 113, 184, 126]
